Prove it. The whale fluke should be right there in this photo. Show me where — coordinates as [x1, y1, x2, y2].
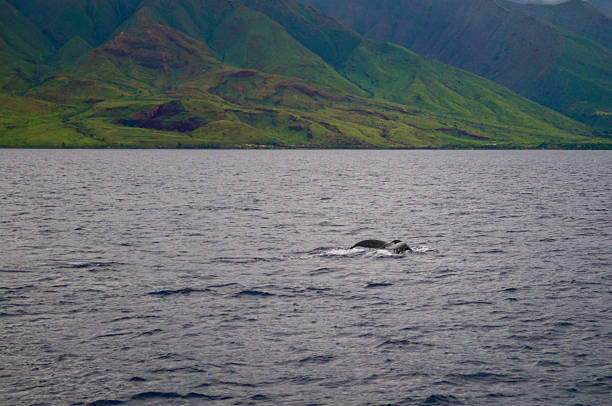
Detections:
[350, 239, 412, 253]
[350, 239, 388, 249]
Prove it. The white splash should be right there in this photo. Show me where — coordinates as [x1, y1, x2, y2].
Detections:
[364, 249, 403, 258]
[411, 245, 434, 254]
[310, 245, 434, 258]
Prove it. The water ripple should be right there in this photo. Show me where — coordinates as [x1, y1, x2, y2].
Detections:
[1, 150, 610, 406]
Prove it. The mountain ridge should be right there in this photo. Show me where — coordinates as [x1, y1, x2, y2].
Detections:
[503, 0, 612, 49]
[302, 0, 612, 133]
[0, 0, 609, 148]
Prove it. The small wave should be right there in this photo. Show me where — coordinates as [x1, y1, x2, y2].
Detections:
[447, 300, 493, 306]
[318, 220, 344, 226]
[235, 290, 273, 297]
[212, 256, 282, 264]
[150, 366, 206, 374]
[93, 332, 131, 339]
[106, 315, 160, 323]
[485, 392, 514, 398]
[0, 311, 37, 317]
[61, 261, 122, 269]
[251, 394, 270, 401]
[207, 282, 240, 289]
[135, 329, 163, 337]
[298, 355, 335, 364]
[148, 288, 209, 296]
[534, 360, 564, 367]
[0, 284, 34, 292]
[57, 353, 78, 362]
[288, 375, 324, 384]
[377, 339, 433, 348]
[422, 394, 463, 405]
[304, 286, 332, 293]
[130, 392, 231, 401]
[475, 249, 505, 254]
[365, 282, 393, 289]
[210, 380, 257, 388]
[308, 267, 337, 275]
[448, 371, 524, 384]
[88, 400, 124, 406]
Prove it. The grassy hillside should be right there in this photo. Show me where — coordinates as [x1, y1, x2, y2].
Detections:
[588, 0, 612, 18]
[0, 0, 609, 148]
[237, 0, 601, 136]
[6, 0, 143, 47]
[504, 0, 612, 49]
[0, 0, 55, 83]
[527, 28, 612, 132]
[340, 41, 588, 137]
[303, 0, 612, 133]
[242, 0, 362, 68]
[115, 0, 365, 95]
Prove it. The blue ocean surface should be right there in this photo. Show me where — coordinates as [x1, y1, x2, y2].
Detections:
[0, 149, 610, 405]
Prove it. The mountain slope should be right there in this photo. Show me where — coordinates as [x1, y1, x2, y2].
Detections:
[0, 0, 608, 148]
[588, 0, 612, 18]
[236, 0, 592, 133]
[116, 0, 365, 95]
[6, 0, 143, 47]
[303, 0, 612, 132]
[503, 0, 612, 49]
[0, 0, 55, 80]
[241, 0, 362, 68]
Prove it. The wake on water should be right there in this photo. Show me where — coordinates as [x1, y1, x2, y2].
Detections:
[311, 245, 434, 258]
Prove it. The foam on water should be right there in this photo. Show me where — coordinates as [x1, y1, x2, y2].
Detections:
[411, 245, 435, 254]
[312, 247, 408, 258]
[317, 247, 362, 257]
[316, 245, 433, 258]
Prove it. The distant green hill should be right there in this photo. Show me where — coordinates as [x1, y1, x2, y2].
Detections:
[0, 0, 609, 148]
[588, 0, 612, 18]
[303, 0, 612, 134]
[0, 0, 54, 78]
[504, 0, 612, 49]
[7, 0, 143, 47]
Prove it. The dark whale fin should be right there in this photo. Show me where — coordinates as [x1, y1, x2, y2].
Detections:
[350, 239, 388, 249]
[351, 239, 412, 253]
[385, 241, 412, 253]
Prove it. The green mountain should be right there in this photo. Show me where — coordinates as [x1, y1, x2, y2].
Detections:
[0, 0, 54, 78]
[0, 0, 608, 148]
[7, 0, 143, 47]
[503, 0, 612, 51]
[303, 0, 612, 133]
[588, 0, 612, 18]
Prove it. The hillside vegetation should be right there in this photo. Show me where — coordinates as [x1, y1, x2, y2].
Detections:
[503, 0, 612, 49]
[0, 0, 609, 148]
[304, 0, 612, 135]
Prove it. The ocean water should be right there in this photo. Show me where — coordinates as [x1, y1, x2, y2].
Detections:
[0, 149, 610, 405]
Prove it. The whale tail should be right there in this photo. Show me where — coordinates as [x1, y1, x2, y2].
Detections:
[385, 240, 412, 253]
[350, 239, 412, 253]
[350, 239, 388, 249]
